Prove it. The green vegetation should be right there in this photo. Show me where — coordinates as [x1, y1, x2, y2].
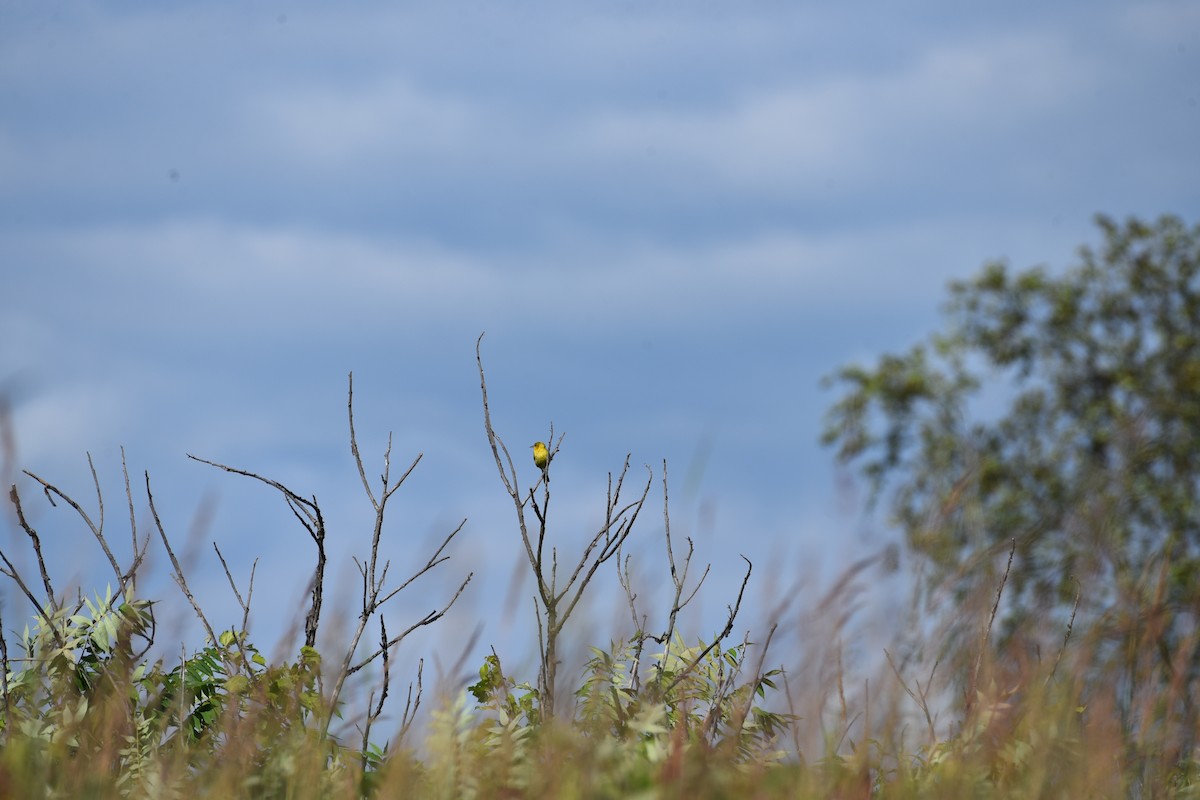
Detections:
[824, 213, 1200, 777]
[2, 214, 1198, 797]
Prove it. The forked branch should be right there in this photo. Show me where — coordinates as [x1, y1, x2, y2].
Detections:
[187, 452, 327, 649]
[477, 333, 652, 716]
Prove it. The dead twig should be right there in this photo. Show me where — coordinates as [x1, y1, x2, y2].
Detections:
[477, 333, 651, 716]
[188, 453, 327, 650]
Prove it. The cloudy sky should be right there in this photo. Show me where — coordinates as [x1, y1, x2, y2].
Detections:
[2, 1, 1198, 723]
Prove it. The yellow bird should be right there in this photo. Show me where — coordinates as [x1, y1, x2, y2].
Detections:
[531, 441, 550, 483]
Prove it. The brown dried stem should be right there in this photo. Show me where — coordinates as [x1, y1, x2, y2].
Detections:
[187, 452, 327, 649]
[146, 471, 219, 650]
[477, 333, 652, 716]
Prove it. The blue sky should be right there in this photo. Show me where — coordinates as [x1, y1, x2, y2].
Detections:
[2, 1, 1198, 727]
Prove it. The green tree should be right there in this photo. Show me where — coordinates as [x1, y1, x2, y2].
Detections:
[822, 214, 1200, 758]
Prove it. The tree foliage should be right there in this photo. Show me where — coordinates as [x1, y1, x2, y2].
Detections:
[822, 214, 1200, 711]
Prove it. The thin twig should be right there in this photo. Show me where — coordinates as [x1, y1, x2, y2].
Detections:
[188, 453, 327, 649]
[146, 472, 218, 648]
[1045, 575, 1081, 686]
[318, 374, 470, 738]
[7, 485, 56, 610]
[375, 520, 466, 608]
[347, 574, 473, 675]
[970, 538, 1016, 706]
[0, 604, 10, 740]
[360, 616, 391, 772]
[885, 647, 937, 743]
[397, 659, 423, 745]
[120, 448, 151, 592]
[212, 543, 257, 670]
[663, 556, 754, 696]
[24, 455, 125, 592]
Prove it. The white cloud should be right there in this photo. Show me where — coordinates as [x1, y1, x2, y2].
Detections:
[4, 220, 499, 328]
[0, 206, 1082, 367]
[8, 376, 132, 472]
[1116, 1, 1200, 45]
[247, 78, 482, 166]
[570, 31, 1095, 190]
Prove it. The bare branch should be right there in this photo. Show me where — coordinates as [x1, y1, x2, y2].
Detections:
[348, 372, 424, 596]
[885, 647, 937, 743]
[187, 454, 320, 535]
[663, 555, 753, 696]
[969, 537, 1016, 708]
[120, 449, 150, 592]
[375, 520, 466, 608]
[213, 543, 258, 670]
[24, 457, 124, 591]
[188, 453, 327, 648]
[476, 334, 519, 499]
[0, 605, 9, 742]
[477, 335, 547, 600]
[359, 615, 391, 771]
[347, 371, 377, 509]
[348, 573, 473, 675]
[383, 449, 421, 502]
[146, 471, 218, 649]
[0, 549, 57, 647]
[7, 485, 56, 609]
[651, 461, 716, 699]
[557, 466, 653, 625]
[478, 334, 663, 715]
[397, 659, 423, 745]
[1045, 575, 1081, 687]
[214, 543, 257, 631]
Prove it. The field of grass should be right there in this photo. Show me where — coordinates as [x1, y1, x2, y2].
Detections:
[1, 547, 1195, 799]
[2, 370, 1197, 799]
